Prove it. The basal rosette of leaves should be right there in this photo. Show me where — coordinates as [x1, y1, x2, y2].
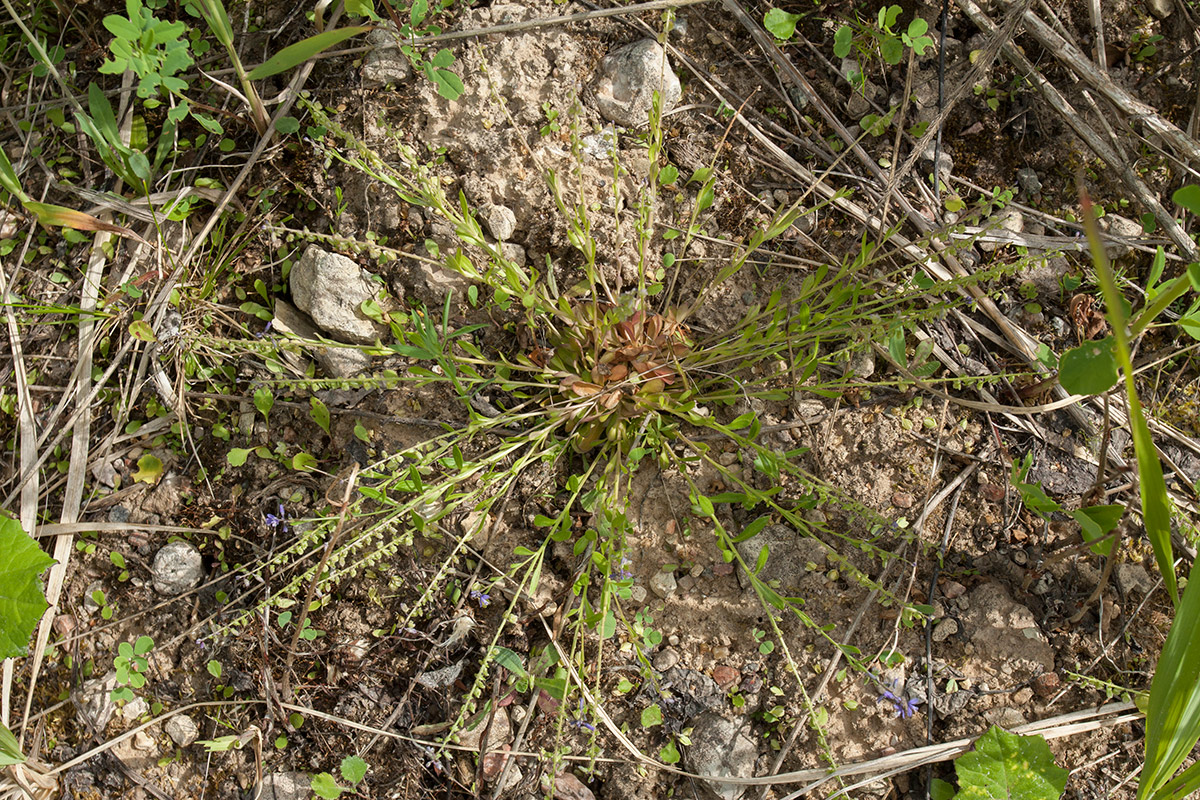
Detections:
[537, 302, 692, 452]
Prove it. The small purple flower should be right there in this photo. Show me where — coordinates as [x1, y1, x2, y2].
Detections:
[469, 589, 490, 608]
[255, 320, 274, 339]
[264, 503, 288, 532]
[570, 698, 596, 732]
[613, 555, 633, 582]
[878, 680, 921, 719]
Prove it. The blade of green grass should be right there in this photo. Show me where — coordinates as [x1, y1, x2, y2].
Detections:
[247, 27, 371, 81]
[1139, 559, 1200, 798]
[1080, 188, 1176, 605]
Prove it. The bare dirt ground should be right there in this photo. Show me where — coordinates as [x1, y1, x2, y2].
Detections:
[4, 1, 1200, 799]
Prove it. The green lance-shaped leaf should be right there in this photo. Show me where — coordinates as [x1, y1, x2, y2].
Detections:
[247, 27, 371, 81]
[1139, 559, 1200, 799]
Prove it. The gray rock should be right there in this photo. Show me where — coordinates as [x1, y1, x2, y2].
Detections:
[72, 671, 119, 735]
[165, 714, 199, 747]
[960, 582, 1054, 682]
[120, 697, 149, 721]
[735, 525, 827, 593]
[932, 617, 959, 642]
[593, 39, 681, 127]
[838, 57, 863, 84]
[1100, 213, 1144, 258]
[1116, 563, 1155, 596]
[1016, 167, 1042, 196]
[685, 711, 757, 800]
[151, 541, 204, 596]
[259, 772, 311, 800]
[581, 126, 618, 160]
[652, 647, 681, 671]
[290, 246, 386, 345]
[272, 299, 372, 379]
[650, 570, 677, 599]
[1147, 0, 1173, 18]
[459, 707, 511, 751]
[482, 204, 517, 241]
[500, 242, 526, 267]
[978, 208, 1024, 252]
[362, 24, 414, 87]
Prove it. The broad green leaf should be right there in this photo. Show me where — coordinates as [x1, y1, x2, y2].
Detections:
[254, 387, 274, 419]
[763, 8, 801, 40]
[1059, 336, 1118, 395]
[247, 27, 370, 80]
[309, 397, 331, 434]
[0, 516, 56, 659]
[659, 739, 681, 764]
[929, 778, 956, 800]
[1172, 184, 1200, 217]
[491, 646, 528, 679]
[956, 726, 1068, 800]
[641, 704, 663, 728]
[291, 452, 317, 471]
[1072, 505, 1123, 558]
[133, 454, 163, 484]
[227, 448, 252, 466]
[340, 755, 368, 785]
[833, 25, 853, 58]
[1139, 559, 1200, 798]
[310, 772, 344, 799]
[129, 319, 157, 342]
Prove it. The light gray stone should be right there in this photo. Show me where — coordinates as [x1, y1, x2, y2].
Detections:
[120, 697, 149, 721]
[482, 204, 517, 241]
[735, 525, 827, 593]
[72, 671, 119, 735]
[1147, 0, 1173, 18]
[652, 647, 681, 671]
[272, 299, 372, 379]
[649, 570, 677, 599]
[593, 39, 681, 127]
[151, 541, 204, 596]
[362, 24, 414, 87]
[1116, 563, 1155, 596]
[960, 582, 1054, 683]
[290, 246, 386, 345]
[166, 713, 199, 747]
[978, 208, 1024, 252]
[685, 711, 757, 800]
[1016, 167, 1042, 196]
[259, 772, 311, 800]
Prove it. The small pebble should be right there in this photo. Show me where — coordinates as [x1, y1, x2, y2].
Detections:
[740, 674, 763, 694]
[166, 714, 199, 748]
[891, 492, 914, 509]
[712, 666, 740, 688]
[942, 580, 966, 599]
[690, 563, 705, 578]
[713, 562, 734, 577]
[649, 570, 677, 599]
[1031, 672, 1060, 698]
[712, 645, 730, 660]
[932, 618, 958, 642]
[668, 634, 680, 646]
[629, 585, 647, 604]
[652, 648, 681, 671]
[980, 483, 1006, 502]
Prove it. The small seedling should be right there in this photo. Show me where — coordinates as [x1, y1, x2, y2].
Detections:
[111, 635, 154, 702]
